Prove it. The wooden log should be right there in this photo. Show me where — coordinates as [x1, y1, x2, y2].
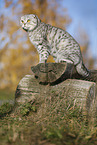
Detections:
[15, 74, 96, 124]
[31, 62, 78, 84]
[31, 62, 97, 85]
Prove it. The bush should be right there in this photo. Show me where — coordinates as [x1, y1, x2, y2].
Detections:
[0, 102, 13, 117]
[19, 102, 37, 116]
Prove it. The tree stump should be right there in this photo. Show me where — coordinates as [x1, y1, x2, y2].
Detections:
[15, 62, 97, 124]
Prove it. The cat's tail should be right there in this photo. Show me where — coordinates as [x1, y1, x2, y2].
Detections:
[76, 61, 90, 77]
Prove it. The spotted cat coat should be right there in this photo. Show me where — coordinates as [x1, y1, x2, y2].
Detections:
[20, 14, 89, 77]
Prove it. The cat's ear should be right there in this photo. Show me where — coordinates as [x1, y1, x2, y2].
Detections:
[35, 15, 41, 24]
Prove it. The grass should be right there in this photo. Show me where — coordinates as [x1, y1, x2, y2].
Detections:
[0, 90, 97, 145]
[0, 89, 15, 106]
[0, 89, 14, 100]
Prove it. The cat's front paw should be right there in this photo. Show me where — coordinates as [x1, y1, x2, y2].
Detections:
[39, 59, 47, 63]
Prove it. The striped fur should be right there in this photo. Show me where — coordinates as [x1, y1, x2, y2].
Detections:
[20, 14, 89, 77]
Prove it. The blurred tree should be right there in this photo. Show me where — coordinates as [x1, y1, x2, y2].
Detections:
[0, 0, 71, 89]
[75, 26, 94, 69]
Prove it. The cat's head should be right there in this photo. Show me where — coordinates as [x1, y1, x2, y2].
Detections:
[20, 14, 41, 31]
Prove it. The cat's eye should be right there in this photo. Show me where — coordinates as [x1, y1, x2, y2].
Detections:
[21, 20, 24, 23]
[27, 19, 30, 23]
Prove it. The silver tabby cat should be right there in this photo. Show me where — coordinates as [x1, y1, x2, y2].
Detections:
[20, 14, 89, 77]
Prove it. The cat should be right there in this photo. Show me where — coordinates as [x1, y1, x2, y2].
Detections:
[20, 14, 89, 77]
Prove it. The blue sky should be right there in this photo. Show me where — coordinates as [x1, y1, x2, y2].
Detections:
[61, 0, 97, 58]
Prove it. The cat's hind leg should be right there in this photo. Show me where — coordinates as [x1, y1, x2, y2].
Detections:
[76, 61, 89, 77]
[59, 58, 73, 64]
